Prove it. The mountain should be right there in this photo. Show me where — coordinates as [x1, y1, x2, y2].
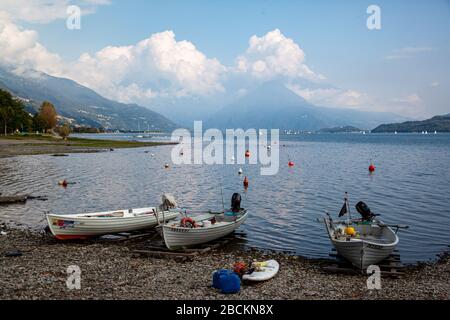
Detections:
[0, 67, 176, 131]
[372, 114, 450, 133]
[206, 82, 408, 130]
[319, 126, 362, 133]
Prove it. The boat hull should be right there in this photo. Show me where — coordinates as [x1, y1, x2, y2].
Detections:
[324, 218, 398, 269]
[332, 239, 396, 269]
[47, 208, 179, 240]
[163, 211, 248, 250]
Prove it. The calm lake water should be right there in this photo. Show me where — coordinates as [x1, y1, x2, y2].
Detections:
[1, 133, 449, 264]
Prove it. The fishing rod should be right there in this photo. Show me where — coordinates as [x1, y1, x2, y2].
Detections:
[219, 181, 225, 213]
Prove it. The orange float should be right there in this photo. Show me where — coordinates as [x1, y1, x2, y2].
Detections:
[243, 176, 249, 188]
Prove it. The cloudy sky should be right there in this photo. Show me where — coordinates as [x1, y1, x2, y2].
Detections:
[0, 0, 449, 119]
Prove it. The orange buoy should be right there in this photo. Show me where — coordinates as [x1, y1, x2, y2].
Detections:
[245, 150, 250, 157]
[243, 176, 249, 188]
[288, 161, 295, 167]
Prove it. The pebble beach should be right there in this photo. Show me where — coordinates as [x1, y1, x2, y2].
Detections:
[1, 225, 448, 300]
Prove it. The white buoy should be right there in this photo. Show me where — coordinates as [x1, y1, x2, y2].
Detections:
[238, 168, 243, 174]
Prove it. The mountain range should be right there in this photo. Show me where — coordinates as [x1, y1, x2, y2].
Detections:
[372, 114, 450, 132]
[0, 66, 411, 132]
[0, 67, 176, 131]
[205, 82, 408, 130]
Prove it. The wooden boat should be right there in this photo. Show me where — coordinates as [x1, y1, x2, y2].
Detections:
[323, 193, 406, 269]
[162, 209, 248, 250]
[47, 207, 180, 240]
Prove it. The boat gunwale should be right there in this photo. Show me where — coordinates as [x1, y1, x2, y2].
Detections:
[162, 209, 248, 232]
[46, 208, 179, 221]
[323, 217, 399, 248]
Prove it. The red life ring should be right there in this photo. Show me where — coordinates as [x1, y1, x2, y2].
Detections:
[181, 217, 197, 228]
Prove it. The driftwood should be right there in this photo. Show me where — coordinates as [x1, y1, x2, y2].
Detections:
[0, 196, 27, 204]
[0, 195, 48, 204]
[132, 233, 243, 259]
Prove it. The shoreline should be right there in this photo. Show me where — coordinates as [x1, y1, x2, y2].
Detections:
[0, 135, 176, 159]
[0, 226, 448, 300]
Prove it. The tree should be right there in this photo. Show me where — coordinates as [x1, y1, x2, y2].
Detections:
[0, 89, 30, 135]
[32, 113, 47, 133]
[38, 101, 57, 133]
[57, 124, 71, 140]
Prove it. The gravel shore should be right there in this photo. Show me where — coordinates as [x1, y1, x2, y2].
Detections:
[0, 137, 174, 158]
[0, 226, 448, 300]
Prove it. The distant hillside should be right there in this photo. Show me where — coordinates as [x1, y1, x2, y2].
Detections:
[319, 126, 362, 133]
[0, 67, 176, 131]
[372, 114, 450, 133]
[206, 82, 408, 131]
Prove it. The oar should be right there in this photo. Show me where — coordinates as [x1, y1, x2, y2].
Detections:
[377, 223, 409, 229]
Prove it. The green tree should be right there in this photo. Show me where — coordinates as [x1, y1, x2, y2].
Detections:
[0, 89, 30, 135]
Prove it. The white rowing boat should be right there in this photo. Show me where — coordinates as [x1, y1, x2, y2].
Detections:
[47, 194, 180, 240]
[162, 209, 248, 250]
[323, 217, 399, 269]
[47, 208, 180, 240]
[162, 192, 248, 250]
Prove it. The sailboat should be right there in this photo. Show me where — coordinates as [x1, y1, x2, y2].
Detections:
[135, 122, 143, 138]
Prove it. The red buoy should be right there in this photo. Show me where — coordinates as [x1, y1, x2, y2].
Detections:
[368, 164, 376, 172]
[245, 150, 250, 158]
[243, 176, 249, 188]
[288, 161, 295, 167]
[58, 179, 68, 188]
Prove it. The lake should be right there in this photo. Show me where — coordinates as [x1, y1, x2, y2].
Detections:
[1, 133, 449, 264]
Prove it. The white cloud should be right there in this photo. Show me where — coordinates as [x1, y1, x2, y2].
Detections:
[430, 81, 439, 88]
[0, 13, 226, 103]
[385, 46, 437, 60]
[287, 85, 371, 109]
[288, 84, 425, 118]
[0, 15, 64, 75]
[391, 94, 422, 105]
[387, 94, 425, 118]
[0, 11, 431, 119]
[66, 31, 227, 103]
[236, 29, 324, 82]
[0, 0, 110, 24]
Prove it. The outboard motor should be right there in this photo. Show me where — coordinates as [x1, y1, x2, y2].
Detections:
[355, 201, 374, 221]
[231, 193, 241, 213]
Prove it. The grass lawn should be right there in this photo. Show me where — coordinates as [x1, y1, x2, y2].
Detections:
[0, 133, 175, 148]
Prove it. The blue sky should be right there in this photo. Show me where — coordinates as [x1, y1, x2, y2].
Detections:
[1, 0, 449, 118]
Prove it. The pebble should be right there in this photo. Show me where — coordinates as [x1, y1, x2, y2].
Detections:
[0, 226, 449, 300]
